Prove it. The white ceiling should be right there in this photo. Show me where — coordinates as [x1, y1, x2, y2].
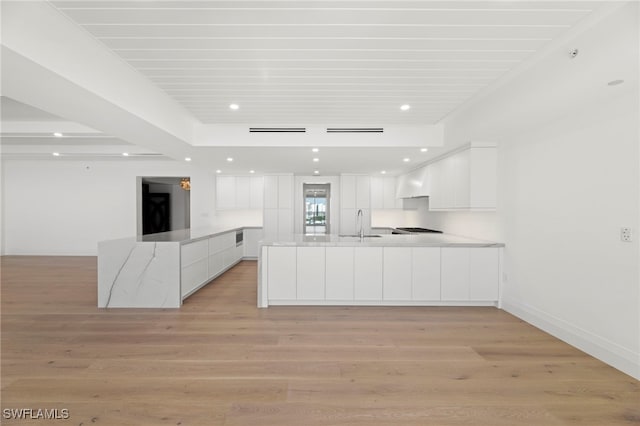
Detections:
[49, 0, 597, 125]
[1, 1, 620, 174]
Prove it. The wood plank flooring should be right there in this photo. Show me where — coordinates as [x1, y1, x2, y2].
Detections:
[1, 256, 638, 425]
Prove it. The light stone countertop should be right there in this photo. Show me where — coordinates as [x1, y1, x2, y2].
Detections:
[137, 226, 263, 244]
[260, 233, 504, 248]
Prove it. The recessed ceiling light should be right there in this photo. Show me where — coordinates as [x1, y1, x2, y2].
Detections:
[53, 132, 63, 137]
[226, 157, 233, 162]
[185, 157, 192, 162]
[249, 170, 255, 174]
[381, 170, 386, 174]
[314, 170, 319, 174]
[312, 148, 319, 153]
[122, 152, 129, 157]
[52, 152, 60, 157]
[420, 148, 428, 152]
[229, 104, 239, 110]
[313, 158, 319, 162]
[216, 169, 222, 174]
[403, 158, 410, 162]
[400, 104, 411, 111]
[607, 79, 624, 86]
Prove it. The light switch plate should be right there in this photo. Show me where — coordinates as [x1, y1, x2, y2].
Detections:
[621, 227, 632, 242]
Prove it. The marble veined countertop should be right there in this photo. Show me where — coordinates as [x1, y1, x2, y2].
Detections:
[261, 233, 504, 247]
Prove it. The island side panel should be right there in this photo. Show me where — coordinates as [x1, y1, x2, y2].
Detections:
[98, 239, 181, 308]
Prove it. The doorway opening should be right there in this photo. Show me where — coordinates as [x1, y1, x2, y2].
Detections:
[303, 183, 330, 235]
[138, 177, 191, 235]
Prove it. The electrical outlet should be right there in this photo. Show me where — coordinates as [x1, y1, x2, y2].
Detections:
[621, 227, 632, 242]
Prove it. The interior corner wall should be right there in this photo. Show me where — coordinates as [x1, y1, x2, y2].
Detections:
[1, 160, 215, 255]
[427, 4, 640, 378]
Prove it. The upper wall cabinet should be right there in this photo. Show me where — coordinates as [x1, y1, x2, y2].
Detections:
[428, 143, 497, 211]
[216, 176, 264, 210]
[370, 176, 403, 209]
[340, 174, 371, 209]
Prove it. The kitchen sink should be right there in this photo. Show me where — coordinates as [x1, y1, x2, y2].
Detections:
[339, 234, 382, 238]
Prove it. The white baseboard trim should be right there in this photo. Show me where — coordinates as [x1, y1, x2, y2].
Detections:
[502, 298, 639, 380]
[268, 300, 498, 307]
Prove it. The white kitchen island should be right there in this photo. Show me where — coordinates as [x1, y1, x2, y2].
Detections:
[97, 226, 262, 308]
[258, 233, 504, 308]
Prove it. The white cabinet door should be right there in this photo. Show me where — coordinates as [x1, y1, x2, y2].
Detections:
[222, 246, 236, 269]
[296, 247, 325, 300]
[235, 176, 251, 209]
[354, 247, 383, 300]
[277, 208, 293, 236]
[441, 248, 470, 300]
[412, 247, 441, 300]
[208, 252, 224, 278]
[469, 248, 500, 301]
[181, 259, 208, 297]
[278, 175, 293, 209]
[441, 155, 455, 209]
[340, 209, 356, 235]
[356, 175, 370, 209]
[263, 176, 279, 209]
[340, 175, 356, 209]
[216, 176, 236, 210]
[325, 247, 354, 300]
[382, 177, 395, 208]
[267, 247, 297, 300]
[181, 240, 209, 297]
[263, 209, 278, 238]
[428, 145, 497, 211]
[469, 147, 497, 209]
[429, 161, 443, 209]
[250, 177, 264, 209]
[181, 239, 208, 267]
[243, 228, 262, 258]
[452, 150, 470, 209]
[383, 247, 412, 300]
[370, 177, 383, 209]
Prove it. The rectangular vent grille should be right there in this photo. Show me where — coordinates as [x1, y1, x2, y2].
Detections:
[326, 128, 384, 133]
[250, 127, 306, 133]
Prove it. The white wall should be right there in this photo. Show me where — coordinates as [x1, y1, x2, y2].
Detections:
[424, 3, 639, 378]
[371, 208, 420, 228]
[214, 209, 263, 228]
[1, 160, 216, 255]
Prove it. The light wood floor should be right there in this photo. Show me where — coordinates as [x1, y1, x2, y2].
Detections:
[1, 256, 638, 426]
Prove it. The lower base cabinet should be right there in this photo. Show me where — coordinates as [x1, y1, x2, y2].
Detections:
[325, 247, 354, 300]
[265, 246, 501, 305]
[354, 247, 383, 300]
[383, 247, 412, 300]
[441, 247, 500, 301]
[297, 247, 326, 300]
[412, 247, 441, 300]
[181, 230, 246, 299]
[267, 246, 297, 300]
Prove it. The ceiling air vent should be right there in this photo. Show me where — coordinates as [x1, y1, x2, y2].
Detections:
[326, 128, 384, 133]
[249, 127, 306, 133]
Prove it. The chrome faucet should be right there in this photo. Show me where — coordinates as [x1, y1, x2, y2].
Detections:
[356, 209, 364, 239]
